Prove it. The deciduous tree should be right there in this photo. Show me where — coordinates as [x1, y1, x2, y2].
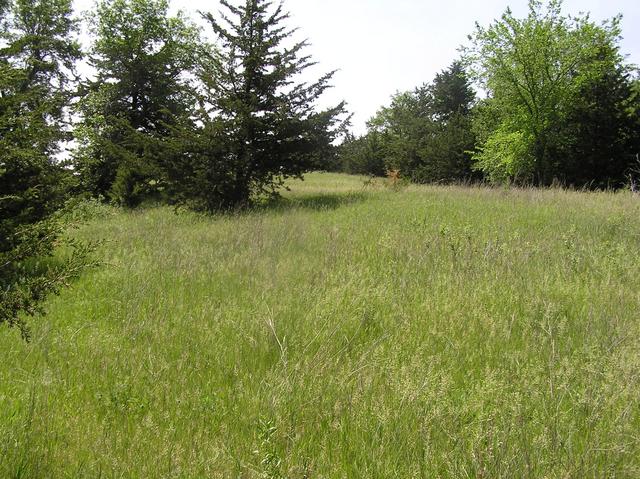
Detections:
[466, 0, 638, 186]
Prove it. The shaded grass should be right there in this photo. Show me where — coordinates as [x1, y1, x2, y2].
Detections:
[259, 191, 368, 213]
[1, 172, 640, 477]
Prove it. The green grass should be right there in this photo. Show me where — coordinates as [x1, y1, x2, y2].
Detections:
[2, 172, 640, 477]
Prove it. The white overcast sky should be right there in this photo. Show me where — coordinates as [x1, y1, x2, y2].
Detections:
[74, 0, 640, 134]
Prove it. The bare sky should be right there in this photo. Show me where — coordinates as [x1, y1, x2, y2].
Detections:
[75, 0, 640, 134]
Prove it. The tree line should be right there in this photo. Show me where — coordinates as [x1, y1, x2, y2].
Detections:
[1, 0, 344, 337]
[1, 0, 639, 338]
[337, 0, 640, 189]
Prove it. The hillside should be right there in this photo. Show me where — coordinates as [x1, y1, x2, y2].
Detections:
[2, 173, 640, 477]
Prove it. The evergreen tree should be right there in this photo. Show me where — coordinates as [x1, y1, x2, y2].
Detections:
[74, 0, 199, 206]
[417, 61, 476, 182]
[558, 52, 640, 188]
[430, 61, 475, 119]
[1, 0, 94, 339]
[1, 0, 81, 240]
[164, 0, 347, 210]
[337, 132, 386, 177]
[354, 61, 475, 183]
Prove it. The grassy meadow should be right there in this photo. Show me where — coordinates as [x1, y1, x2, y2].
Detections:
[1, 172, 640, 477]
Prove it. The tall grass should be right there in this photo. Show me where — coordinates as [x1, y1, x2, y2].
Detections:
[1, 172, 639, 477]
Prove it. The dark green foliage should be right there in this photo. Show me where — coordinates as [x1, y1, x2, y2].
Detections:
[0, 208, 96, 340]
[337, 132, 386, 177]
[412, 111, 476, 183]
[162, 115, 246, 212]
[0, 0, 81, 235]
[74, 0, 199, 206]
[414, 62, 476, 182]
[0, 0, 95, 339]
[341, 61, 476, 182]
[163, 0, 347, 211]
[430, 61, 475, 119]
[1, 0, 80, 246]
[558, 64, 640, 188]
[366, 89, 430, 178]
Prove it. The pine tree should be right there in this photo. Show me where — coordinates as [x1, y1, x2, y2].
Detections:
[1, 0, 81, 240]
[429, 61, 475, 119]
[558, 50, 640, 188]
[356, 61, 475, 183]
[164, 0, 347, 211]
[74, 0, 199, 206]
[417, 61, 476, 182]
[1, 0, 94, 340]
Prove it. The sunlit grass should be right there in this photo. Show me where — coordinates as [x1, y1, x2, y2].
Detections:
[1, 172, 640, 477]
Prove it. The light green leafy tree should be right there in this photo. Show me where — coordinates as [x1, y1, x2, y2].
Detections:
[465, 0, 632, 185]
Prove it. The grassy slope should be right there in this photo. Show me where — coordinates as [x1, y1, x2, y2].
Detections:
[1, 173, 640, 478]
